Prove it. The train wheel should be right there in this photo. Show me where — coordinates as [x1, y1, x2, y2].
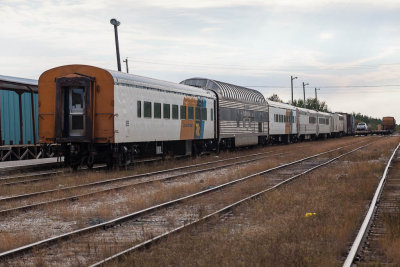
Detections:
[87, 154, 94, 169]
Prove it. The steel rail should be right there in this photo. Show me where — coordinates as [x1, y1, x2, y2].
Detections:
[0, 151, 289, 215]
[0, 156, 163, 186]
[0, 141, 367, 260]
[0, 149, 286, 202]
[89, 142, 373, 266]
[342, 141, 400, 267]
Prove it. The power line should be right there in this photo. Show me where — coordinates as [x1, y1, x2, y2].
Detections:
[132, 58, 400, 72]
[245, 85, 400, 88]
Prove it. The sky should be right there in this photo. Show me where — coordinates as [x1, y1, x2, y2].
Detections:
[1, 0, 400, 121]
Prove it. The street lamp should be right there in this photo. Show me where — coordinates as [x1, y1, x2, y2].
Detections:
[290, 76, 297, 104]
[302, 82, 309, 103]
[110, 18, 122, 72]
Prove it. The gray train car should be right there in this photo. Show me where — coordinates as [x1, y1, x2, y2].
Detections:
[181, 78, 268, 148]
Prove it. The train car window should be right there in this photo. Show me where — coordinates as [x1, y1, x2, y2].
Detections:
[137, 101, 142, 118]
[154, 103, 161, 119]
[172, 105, 178, 119]
[326, 119, 329, 125]
[195, 107, 200, 120]
[188, 106, 194, 120]
[163, 104, 170, 119]
[201, 108, 207, 120]
[180, 105, 186, 120]
[211, 108, 214, 121]
[144, 101, 152, 118]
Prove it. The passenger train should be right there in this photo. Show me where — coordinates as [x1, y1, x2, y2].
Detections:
[38, 65, 354, 169]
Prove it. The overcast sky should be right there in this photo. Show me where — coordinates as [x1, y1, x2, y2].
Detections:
[1, 0, 399, 121]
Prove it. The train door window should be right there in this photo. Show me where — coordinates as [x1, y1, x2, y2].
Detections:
[69, 88, 85, 136]
[137, 101, 142, 118]
[201, 108, 207, 120]
[163, 104, 170, 119]
[154, 103, 161, 119]
[180, 105, 186, 120]
[258, 122, 262, 132]
[172, 105, 178, 119]
[210, 108, 214, 121]
[144, 101, 152, 118]
[188, 106, 194, 120]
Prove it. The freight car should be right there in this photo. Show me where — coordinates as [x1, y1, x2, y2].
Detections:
[0, 75, 40, 161]
[39, 65, 216, 168]
[382, 116, 396, 132]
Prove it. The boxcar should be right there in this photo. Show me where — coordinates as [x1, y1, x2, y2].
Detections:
[382, 116, 396, 132]
[0, 75, 40, 161]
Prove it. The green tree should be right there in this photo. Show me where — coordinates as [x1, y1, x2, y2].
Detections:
[292, 98, 329, 112]
[267, 93, 284, 103]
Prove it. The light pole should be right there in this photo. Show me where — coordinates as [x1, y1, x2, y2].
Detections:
[302, 82, 309, 103]
[290, 76, 297, 104]
[110, 18, 121, 72]
[123, 57, 129, 73]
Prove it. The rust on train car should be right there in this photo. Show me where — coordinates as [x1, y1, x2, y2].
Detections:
[382, 116, 396, 132]
[38, 65, 115, 144]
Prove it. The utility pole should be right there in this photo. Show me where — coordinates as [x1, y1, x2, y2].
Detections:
[290, 76, 297, 104]
[315, 88, 320, 110]
[315, 88, 320, 102]
[123, 57, 129, 73]
[302, 82, 309, 103]
[110, 18, 122, 71]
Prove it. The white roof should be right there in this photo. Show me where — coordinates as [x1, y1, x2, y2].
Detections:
[0, 74, 38, 92]
[265, 100, 296, 110]
[109, 70, 215, 99]
[296, 107, 318, 114]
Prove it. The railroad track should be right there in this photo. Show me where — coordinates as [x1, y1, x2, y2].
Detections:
[0, 148, 292, 214]
[343, 141, 400, 267]
[0, 156, 164, 186]
[0, 139, 373, 266]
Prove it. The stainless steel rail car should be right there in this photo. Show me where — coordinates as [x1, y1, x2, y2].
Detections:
[181, 78, 269, 148]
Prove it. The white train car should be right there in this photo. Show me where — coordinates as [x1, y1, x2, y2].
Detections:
[113, 72, 216, 149]
[331, 113, 345, 136]
[296, 107, 319, 140]
[317, 111, 332, 138]
[267, 100, 297, 142]
[39, 65, 217, 168]
[181, 78, 269, 147]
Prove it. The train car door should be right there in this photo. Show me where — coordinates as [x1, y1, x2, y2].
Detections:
[55, 76, 93, 142]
